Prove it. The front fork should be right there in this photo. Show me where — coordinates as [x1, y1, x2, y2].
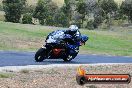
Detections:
[68, 46, 79, 56]
[42, 45, 52, 58]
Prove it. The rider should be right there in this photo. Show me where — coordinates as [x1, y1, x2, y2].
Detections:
[45, 25, 81, 44]
[45, 25, 88, 52]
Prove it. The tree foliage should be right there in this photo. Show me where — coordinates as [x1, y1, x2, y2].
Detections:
[23, 5, 36, 14]
[2, 0, 131, 29]
[22, 13, 32, 24]
[33, 0, 58, 25]
[120, 0, 132, 23]
[0, 4, 3, 11]
[3, 0, 26, 23]
[76, 0, 86, 27]
[100, 0, 118, 14]
[54, 10, 69, 27]
[100, 0, 118, 28]
[62, 0, 72, 21]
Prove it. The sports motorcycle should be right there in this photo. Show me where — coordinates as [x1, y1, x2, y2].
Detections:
[35, 34, 88, 62]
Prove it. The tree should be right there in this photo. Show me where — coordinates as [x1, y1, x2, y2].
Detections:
[61, 0, 73, 21]
[3, 0, 26, 23]
[100, 0, 118, 14]
[72, 12, 82, 28]
[33, 0, 49, 25]
[84, 0, 100, 29]
[64, 0, 69, 5]
[45, 2, 58, 26]
[22, 13, 32, 24]
[120, 0, 132, 23]
[0, 4, 3, 11]
[76, 0, 86, 27]
[54, 10, 69, 27]
[23, 5, 36, 14]
[33, 0, 58, 25]
[93, 1, 105, 28]
[100, 0, 118, 28]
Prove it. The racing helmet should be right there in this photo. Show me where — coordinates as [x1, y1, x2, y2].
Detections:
[69, 25, 79, 30]
[81, 35, 89, 43]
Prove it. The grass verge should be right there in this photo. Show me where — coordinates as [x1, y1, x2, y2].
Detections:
[0, 21, 132, 56]
[0, 72, 13, 78]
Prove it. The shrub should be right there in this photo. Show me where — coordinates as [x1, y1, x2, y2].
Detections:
[54, 11, 69, 27]
[33, 0, 58, 25]
[112, 19, 124, 26]
[3, 0, 26, 23]
[22, 13, 32, 24]
[0, 4, 3, 11]
[45, 15, 54, 26]
[85, 20, 94, 30]
[23, 5, 35, 14]
[100, 20, 109, 30]
[120, 0, 132, 23]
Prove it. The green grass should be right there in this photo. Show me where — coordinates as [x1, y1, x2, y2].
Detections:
[0, 21, 63, 51]
[0, 21, 132, 56]
[80, 30, 132, 56]
[0, 72, 13, 78]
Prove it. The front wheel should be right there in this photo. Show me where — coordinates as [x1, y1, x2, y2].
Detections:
[63, 54, 77, 62]
[35, 48, 46, 62]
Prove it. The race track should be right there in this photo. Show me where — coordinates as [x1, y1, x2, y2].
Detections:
[0, 51, 132, 67]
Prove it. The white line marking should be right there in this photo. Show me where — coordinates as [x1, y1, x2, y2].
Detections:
[0, 63, 131, 72]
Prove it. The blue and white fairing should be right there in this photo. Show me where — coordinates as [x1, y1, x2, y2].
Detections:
[46, 30, 65, 43]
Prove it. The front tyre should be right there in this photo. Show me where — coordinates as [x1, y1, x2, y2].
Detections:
[35, 48, 46, 62]
[63, 54, 77, 62]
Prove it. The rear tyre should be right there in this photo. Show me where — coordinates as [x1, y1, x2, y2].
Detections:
[35, 48, 46, 62]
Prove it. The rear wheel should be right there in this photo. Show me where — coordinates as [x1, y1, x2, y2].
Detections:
[35, 48, 46, 62]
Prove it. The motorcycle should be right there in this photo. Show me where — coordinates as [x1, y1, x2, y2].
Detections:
[35, 34, 88, 62]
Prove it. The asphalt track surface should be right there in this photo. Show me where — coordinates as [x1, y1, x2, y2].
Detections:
[0, 51, 132, 67]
